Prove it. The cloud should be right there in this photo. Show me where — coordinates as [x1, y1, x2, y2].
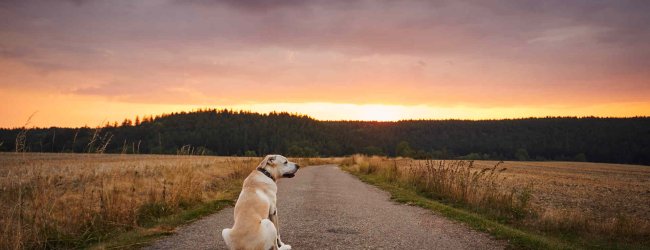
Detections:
[176, 0, 315, 12]
[0, 0, 648, 108]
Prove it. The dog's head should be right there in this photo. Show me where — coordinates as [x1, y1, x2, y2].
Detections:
[257, 154, 300, 180]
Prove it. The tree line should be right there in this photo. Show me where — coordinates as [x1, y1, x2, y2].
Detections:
[1, 109, 648, 165]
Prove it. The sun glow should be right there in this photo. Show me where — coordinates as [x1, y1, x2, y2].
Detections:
[231, 102, 650, 122]
[357, 105, 402, 121]
[2, 87, 650, 128]
[231, 103, 419, 121]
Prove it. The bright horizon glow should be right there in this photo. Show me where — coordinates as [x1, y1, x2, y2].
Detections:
[2, 85, 649, 128]
[232, 102, 650, 122]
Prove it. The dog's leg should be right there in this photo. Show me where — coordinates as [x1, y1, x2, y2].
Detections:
[269, 207, 291, 249]
[260, 219, 280, 250]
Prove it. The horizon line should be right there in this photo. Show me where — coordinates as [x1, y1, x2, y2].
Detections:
[3, 108, 649, 130]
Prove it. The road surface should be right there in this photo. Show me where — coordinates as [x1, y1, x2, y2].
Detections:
[145, 165, 506, 249]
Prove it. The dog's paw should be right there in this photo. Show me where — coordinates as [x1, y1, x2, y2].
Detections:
[279, 244, 292, 250]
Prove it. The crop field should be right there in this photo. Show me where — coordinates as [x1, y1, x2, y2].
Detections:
[0, 153, 336, 249]
[344, 155, 650, 248]
[473, 161, 650, 224]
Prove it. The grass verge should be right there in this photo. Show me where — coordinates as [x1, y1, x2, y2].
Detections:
[89, 184, 240, 249]
[341, 155, 649, 250]
[344, 168, 578, 250]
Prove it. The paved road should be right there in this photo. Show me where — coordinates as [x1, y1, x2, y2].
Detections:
[146, 165, 506, 250]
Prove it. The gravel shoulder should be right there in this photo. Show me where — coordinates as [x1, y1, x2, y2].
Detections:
[145, 165, 507, 249]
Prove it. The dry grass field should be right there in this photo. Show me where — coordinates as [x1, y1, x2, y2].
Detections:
[0, 153, 337, 249]
[344, 155, 650, 248]
[473, 161, 650, 228]
[3, 152, 647, 249]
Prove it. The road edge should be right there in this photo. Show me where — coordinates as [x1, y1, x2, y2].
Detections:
[340, 165, 579, 250]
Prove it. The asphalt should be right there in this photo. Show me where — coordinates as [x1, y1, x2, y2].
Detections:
[145, 165, 506, 250]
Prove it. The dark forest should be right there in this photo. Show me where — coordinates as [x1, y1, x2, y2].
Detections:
[1, 109, 648, 165]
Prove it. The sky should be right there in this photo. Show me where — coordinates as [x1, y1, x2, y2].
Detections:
[1, 0, 649, 127]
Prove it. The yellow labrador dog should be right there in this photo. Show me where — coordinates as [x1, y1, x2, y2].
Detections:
[222, 155, 300, 250]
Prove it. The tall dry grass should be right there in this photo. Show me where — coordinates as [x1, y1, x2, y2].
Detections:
[0, 153, 255, 249]
[343, 155, 650, 245]
[345, 155, 531, 221]
[294, 157, 345, 167]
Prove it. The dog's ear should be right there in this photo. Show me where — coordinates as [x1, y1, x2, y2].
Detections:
[257, 155, 276, 169]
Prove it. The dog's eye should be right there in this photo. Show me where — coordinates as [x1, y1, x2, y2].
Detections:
[284, 161, 288, 164]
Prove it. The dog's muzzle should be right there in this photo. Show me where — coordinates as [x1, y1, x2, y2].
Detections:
[282, 164, 300, 178]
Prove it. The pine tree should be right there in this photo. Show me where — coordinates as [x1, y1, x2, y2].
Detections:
[121, 119, 132, 127]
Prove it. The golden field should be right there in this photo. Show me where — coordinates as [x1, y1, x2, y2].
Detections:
[343, 155, 650, 248]
[0, 153, 337, 249]
[3, 152, 647, 249]
[473, 161, 650, 224]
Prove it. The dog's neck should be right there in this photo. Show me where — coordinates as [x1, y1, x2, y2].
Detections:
[257, 168, 275, 182]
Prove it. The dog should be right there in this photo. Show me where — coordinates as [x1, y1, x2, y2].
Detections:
[222, 154, 300, 250]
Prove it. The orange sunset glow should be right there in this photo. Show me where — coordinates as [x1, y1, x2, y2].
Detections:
[1, 1, 649, 127]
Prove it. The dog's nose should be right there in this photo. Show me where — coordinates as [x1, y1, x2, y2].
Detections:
[295, 164, 301, 169]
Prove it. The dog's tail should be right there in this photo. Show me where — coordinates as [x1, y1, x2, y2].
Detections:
[222, 228, 233, 249]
